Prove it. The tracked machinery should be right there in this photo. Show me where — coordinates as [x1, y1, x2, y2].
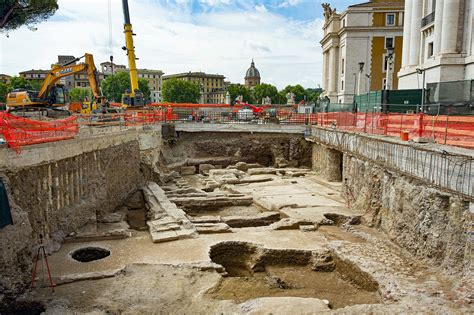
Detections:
[6, 53, 106, 116]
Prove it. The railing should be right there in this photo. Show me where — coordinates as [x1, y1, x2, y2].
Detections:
[421, 11, 435, 27]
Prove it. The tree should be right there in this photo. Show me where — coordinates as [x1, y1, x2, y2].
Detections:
[162, 78, 200, 103]
[305, 88, 321, 104]
[0, 82, 10, 103]
[69, 88, 92, 102]
[101, 71, 150, 102]
[0, 0, 58, 33]
[251, 83, 279, 104]
[9, 76, 31, 90]
[226, 83, 253, 104]
[138, 79, 150, 100]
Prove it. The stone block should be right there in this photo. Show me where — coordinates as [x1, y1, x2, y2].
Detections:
[151, 230, 178, 243]
[195, 223, 232, 234]
[180, 166, 196, 175]
[190, 215, 222, 223]
[199, 164, 215, 175]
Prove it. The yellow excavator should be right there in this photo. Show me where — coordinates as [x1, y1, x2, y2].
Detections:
[6, 53, 105, 115]
[120, 0, 145, 108]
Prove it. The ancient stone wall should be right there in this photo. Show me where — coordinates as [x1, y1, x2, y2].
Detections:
[162, 132, 312, 168]
[343, 154, 470, 274]
[311, 143, 342, 182]
[0, 135, 143, 304]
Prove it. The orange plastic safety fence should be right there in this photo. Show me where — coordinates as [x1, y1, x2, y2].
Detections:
[317, 112, 474, 149]
[0, 112, 78, 152]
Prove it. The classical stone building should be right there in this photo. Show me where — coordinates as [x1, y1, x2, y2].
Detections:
[100, 62, 164, 103]
[163, 72, 226, 104]
[244, 59, 261, 88]
[320, 0, 404, 103]
[398, 0, 474, 89]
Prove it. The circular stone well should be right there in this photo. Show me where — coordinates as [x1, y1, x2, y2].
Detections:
[71, 247, 110, 262]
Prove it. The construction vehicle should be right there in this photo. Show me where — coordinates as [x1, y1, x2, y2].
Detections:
[6, 53, 105, 115]
[120, 0, 144, 108]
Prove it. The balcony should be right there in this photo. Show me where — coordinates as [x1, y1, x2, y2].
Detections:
[421, 11, 435, 27]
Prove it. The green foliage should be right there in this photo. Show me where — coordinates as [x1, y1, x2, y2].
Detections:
[0, 82, 9, 103]
[251, 83, 279, 104]
[9, 76, 31, 89]
[305, 88, 321, 104]
[69, 88, 92, 102]
[0, 0, 58, 32]
[226, 83, 253, 104]
[101, 71, 150, 102]
[138, 78, 151, 100]
[162, 79, 200, 103]
[282, 84, 306, 103]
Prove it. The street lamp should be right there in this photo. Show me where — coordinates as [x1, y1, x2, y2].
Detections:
[416, 68, 426, 113]
[385, 46, 394, 90]
[357, 62, 365, 96]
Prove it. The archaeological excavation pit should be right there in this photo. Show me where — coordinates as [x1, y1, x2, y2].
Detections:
[70, 247, 111, 263]
[207, 241, 381, 309]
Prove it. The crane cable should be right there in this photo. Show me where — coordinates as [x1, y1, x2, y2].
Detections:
[108, 0, 113, 63]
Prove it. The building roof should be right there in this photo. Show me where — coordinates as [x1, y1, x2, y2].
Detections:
[19, 69, 49, 74]
[163, 71, 225, 79]
[137, 68, 164, 74]
[245, 59, 260, 79]
[349, 0, 404, 8]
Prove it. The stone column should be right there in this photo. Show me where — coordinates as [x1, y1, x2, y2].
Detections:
[409, 0, 422, 65]
[440, 0, 461, 54]
[402, 0, 412, 67]
[433, 0, 444, 55]
[331, 47, 339, 92]
[328, 47, 335, 93]
[322, 51, 328, 91]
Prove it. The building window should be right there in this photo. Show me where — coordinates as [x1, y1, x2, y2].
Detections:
[342, 19, 346, 27]
[385, 37, 394, 49]
[427, 42, 434, 57]
[341, 58, 345, 74]
[382, 78, 387, 90]
[341, 80, 344, 90]
[386, 14, 395, 26]
[384, 56, 388, 71]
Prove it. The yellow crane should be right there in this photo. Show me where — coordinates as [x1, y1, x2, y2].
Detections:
[6, 53, 105, 115]
[121, 0, 144, 108]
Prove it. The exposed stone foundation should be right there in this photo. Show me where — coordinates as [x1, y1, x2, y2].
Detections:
[343, 154, 470, 274]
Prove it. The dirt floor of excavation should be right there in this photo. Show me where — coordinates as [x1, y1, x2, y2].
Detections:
[207, 265, 381, 309]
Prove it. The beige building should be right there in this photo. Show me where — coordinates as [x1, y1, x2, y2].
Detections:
[100, 62, 163, 103]
[19, 69, 49, 81]
[398, 0, 474, 89]
[320, 0, 404, 104]
[163, 72, 226, 104]
[244, 59, 261, 88]
[0, 74, 11, 84]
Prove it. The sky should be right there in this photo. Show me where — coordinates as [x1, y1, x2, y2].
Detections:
[0, 0, 360, 89]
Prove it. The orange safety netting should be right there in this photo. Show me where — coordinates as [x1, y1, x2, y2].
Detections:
[317, 112, 474, 149]
[123, 110, 178, 125]
[0, 112, 78, 152]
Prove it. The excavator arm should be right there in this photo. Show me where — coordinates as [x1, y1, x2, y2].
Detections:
[38, 53, 102, 101]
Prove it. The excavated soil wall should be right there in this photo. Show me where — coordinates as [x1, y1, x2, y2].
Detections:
[0, 137, 143, 305]
[161, 132, 312, 168]
[343, 154, 470, 274]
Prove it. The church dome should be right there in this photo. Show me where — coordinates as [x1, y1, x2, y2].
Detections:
[245, 59, 260, 78]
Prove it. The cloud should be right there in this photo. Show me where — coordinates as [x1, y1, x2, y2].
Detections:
[278, 0, 301, 8]
[0, 0, 325, 89]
